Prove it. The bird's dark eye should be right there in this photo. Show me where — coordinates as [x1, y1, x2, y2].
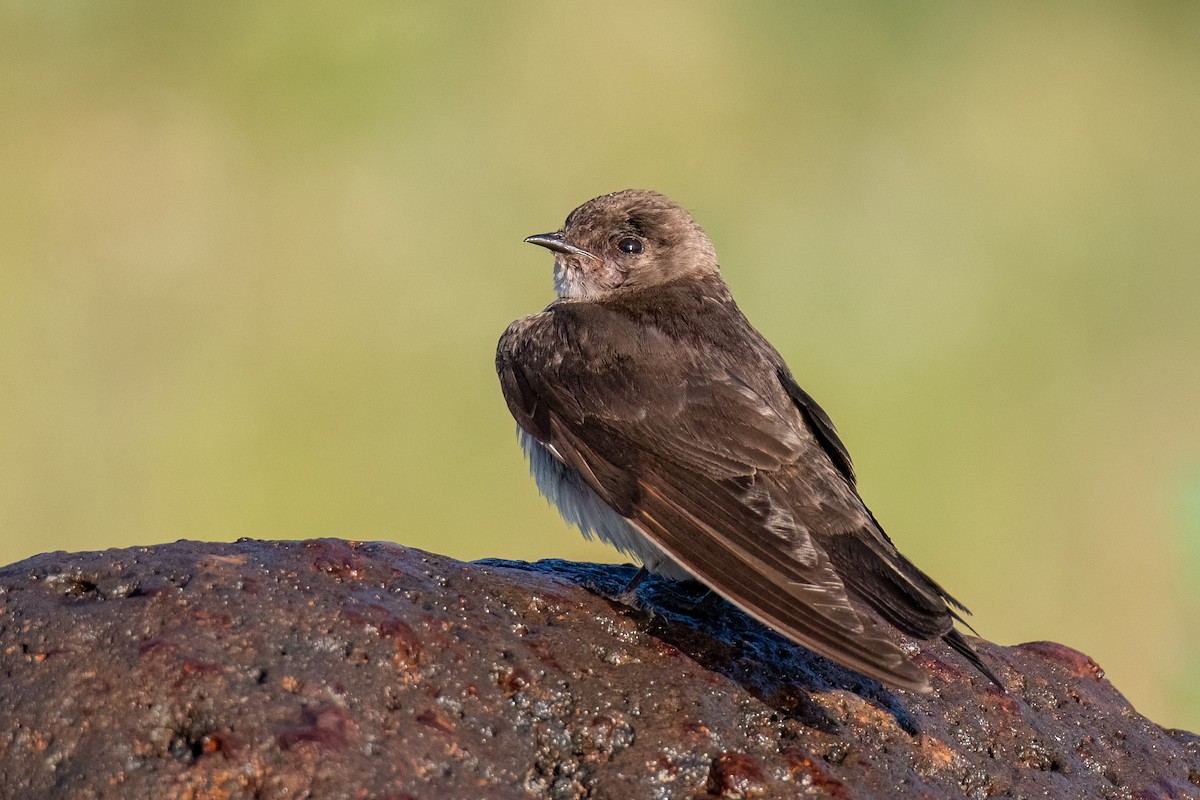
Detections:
[618, 237, 643, 255]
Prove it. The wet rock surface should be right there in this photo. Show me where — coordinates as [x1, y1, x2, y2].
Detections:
[0, 538, 1195, 799]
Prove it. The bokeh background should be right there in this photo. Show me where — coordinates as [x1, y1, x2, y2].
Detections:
[2, 2, 1198, 729]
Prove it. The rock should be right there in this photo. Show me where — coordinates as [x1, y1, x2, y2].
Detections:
[0, 538, 1195, 799]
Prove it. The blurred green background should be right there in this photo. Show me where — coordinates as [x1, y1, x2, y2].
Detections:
[2, 1, 1198, 729]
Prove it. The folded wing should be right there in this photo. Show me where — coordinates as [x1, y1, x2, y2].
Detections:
[498, 306, 945, 690]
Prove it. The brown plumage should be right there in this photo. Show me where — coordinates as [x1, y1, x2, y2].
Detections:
[496, 189, 1001, 692]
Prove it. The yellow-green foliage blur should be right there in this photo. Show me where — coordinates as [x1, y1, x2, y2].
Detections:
[2, 2, 1198, 730]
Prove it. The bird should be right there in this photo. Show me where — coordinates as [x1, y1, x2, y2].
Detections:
[495, 189, 1001, 692]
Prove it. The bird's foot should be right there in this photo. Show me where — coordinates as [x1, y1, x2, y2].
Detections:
[675, 588, 718, 613]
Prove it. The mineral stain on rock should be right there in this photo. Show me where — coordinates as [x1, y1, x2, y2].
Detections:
[0, 538, 1195, 799]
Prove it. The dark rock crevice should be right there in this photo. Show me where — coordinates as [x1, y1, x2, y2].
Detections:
[0, 538, 1194, 799]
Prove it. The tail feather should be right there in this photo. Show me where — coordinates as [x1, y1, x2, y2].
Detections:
[943, 628, 1005, 688]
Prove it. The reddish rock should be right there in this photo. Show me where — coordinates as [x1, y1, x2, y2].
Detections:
[0, 538, 1195, 799]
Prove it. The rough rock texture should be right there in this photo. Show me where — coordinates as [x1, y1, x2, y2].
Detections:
[0, 539, 1196, 800]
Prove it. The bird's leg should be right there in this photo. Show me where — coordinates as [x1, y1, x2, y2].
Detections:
[616, 566, 651, 606]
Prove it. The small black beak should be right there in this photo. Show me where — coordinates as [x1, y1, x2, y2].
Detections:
[524, 232, 596, 259]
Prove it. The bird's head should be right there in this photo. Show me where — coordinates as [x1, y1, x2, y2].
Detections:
[525, 189, 719, 301]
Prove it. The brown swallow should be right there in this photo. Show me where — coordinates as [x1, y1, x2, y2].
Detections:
[496, 189, 1001, 692]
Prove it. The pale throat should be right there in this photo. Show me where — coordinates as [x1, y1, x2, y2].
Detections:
[552, 260, 588, 300]
[552, 256, 624, 301]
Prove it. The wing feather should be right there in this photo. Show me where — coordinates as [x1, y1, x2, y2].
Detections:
[538, 378, 932, 691]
